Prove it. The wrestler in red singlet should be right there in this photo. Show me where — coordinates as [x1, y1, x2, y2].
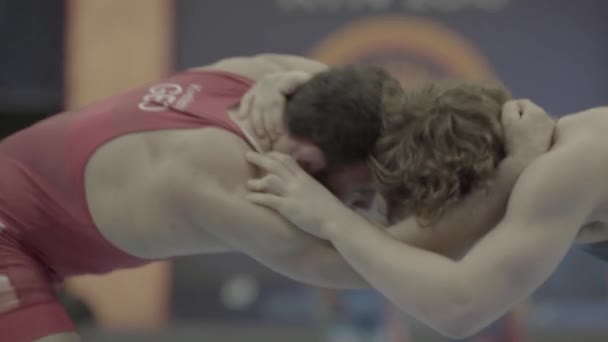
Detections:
[0, 70, 254, 340]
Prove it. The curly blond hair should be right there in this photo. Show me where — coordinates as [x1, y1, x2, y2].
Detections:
[371, 81, 511, 224]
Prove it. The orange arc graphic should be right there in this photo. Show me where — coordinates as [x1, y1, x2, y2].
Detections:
[310, 15, 498, 81]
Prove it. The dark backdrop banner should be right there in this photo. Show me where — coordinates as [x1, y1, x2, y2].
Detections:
[0, 0, 64, 113]
[176, 0, 607, 116]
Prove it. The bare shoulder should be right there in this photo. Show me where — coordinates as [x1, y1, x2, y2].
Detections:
[508, 135, 606, 222]
[526, 135, 604, 186]
[557, 106, 608, 138]
[580, 106, 608, 115]
[585, 106, 608, 136]
[563, 106, 608, 118]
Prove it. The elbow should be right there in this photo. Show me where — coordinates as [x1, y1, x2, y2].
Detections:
[430, 309, 486, 339]
[424, 288, 488, 339]
[434, 321, 482, 340]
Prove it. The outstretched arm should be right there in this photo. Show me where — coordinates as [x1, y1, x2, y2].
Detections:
[320, 142, 595, 337]
[245, 140, 594, 336]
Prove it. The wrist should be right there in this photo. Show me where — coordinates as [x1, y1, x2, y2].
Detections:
[493, 155, 529, 190]
[500, 153, 529, 174]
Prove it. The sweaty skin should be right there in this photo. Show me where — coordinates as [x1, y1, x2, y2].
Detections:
[245, 105, 608, 338]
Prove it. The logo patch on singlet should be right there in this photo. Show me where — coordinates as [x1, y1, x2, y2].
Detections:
[138, 83, 202, 112]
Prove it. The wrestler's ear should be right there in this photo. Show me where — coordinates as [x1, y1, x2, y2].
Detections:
[294, 144, 326, 174]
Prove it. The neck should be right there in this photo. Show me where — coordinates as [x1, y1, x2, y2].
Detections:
[228, 109, 272, 152]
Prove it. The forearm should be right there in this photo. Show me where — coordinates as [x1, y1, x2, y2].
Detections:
[212, 226, 369, 289]
[391, 155, 527, 257]
[315, 156, 527, 334]
[464, 155, 528, 230]
[254, 53, 328, 74]
[325, 212, 469, 336]
[197, 54, 327, 81]
[276, 242, 369, 289]
[212, 227, 369, 289]
[320, 155, 562, 337]
[442, 155, 527, 248]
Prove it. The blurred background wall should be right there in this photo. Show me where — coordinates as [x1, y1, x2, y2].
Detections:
[1, 0, 607, 341]
[62, 0, 174, 331]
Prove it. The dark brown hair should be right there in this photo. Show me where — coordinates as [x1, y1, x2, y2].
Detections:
[285, 65, 405, 171]
[371, 81, 511, 223]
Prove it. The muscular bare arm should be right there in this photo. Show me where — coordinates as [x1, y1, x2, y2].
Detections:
[322, 140, 599, 337]
[175, 130, 367, 288]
